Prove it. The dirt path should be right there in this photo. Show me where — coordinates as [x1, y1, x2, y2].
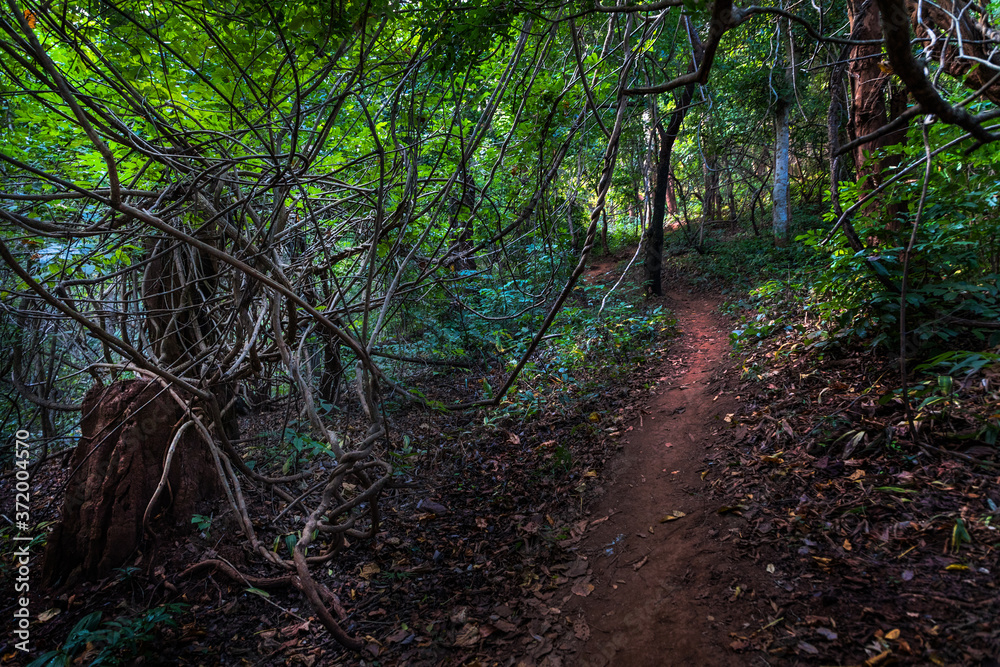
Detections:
[564, 288, 763, 666]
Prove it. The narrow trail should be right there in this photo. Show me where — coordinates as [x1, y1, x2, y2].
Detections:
[565, 287, 762, 666]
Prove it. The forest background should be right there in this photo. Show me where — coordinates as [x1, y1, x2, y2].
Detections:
[1, 0, 999, 663]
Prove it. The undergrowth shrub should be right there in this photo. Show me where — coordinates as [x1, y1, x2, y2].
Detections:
[798, 122, 1000, 355]
[356, 248, 675, 420]
[27, 604, 187, 667]
[665, 215, 823, 293]
[493, 279, 676, 423]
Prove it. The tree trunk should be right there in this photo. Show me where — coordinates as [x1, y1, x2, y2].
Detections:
[703, 156, 719, 223]
[643, 67, 696, 295]
[320, 336, 343, 405]
[665, 178, 678, 216]
[726, 163, 737, 222]
[644, 125, 670, 296]
[846, 0, 908, 230]
[773, 98, 791, 247]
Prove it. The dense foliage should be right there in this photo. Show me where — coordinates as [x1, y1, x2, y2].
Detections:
[2, 0, 998, 654]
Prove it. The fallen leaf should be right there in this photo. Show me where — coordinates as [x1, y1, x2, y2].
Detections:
[583, 470, 598, 478]
[453, 623, 480, 647]
[359, 563, 381, 580]
[848, 469, 866, 481]
[816, 627, 838, 640]
[659, 510, 687, 523]
[418, 499, 448, 515]
[386, 629, 411, 643]
[573, 617, 590, 641]
[588, 412, 600, 423]
[945, 563, 969, 571]
[494, 619, 518, 633]
[864, 649, 892, 665]
[885, 628, 900, 640]
[901, 569, 914, 581]
[475, 517, 488, 529]
[37, 608, 60, 623]
[843, 539, 852, 551]
[571, 578, 594, 597]
[281, 620, 312, 636]
[633, 556, 648, 571]
[766, 563, 775, 574]
[797, 641, 819, 655]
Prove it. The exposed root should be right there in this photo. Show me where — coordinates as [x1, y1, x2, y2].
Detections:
[178, 558, 350, 622]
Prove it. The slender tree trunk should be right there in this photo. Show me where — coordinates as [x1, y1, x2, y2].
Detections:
[702, 150, 722, 224]
[773, 99, 791, 247]
[772, 18, 795, 248]
[653, 13, 702, 257]
[644, 124, 670, 296]
[320, 336, 343, 405]
[643, 65, 696, 295]
[726, 161, 736, 222]
[749, 180, 762, 236]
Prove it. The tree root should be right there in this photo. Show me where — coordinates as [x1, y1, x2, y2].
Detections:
[178, 558, 353, 630]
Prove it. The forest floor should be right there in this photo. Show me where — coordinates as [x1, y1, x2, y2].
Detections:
[5, 246, 999, 667]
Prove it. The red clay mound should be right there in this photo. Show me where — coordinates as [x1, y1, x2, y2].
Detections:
[43, 379, 221, 586]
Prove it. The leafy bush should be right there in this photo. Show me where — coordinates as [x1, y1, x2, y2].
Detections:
[797, 123, 1000, 353]
[27, 604, 186, 667]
